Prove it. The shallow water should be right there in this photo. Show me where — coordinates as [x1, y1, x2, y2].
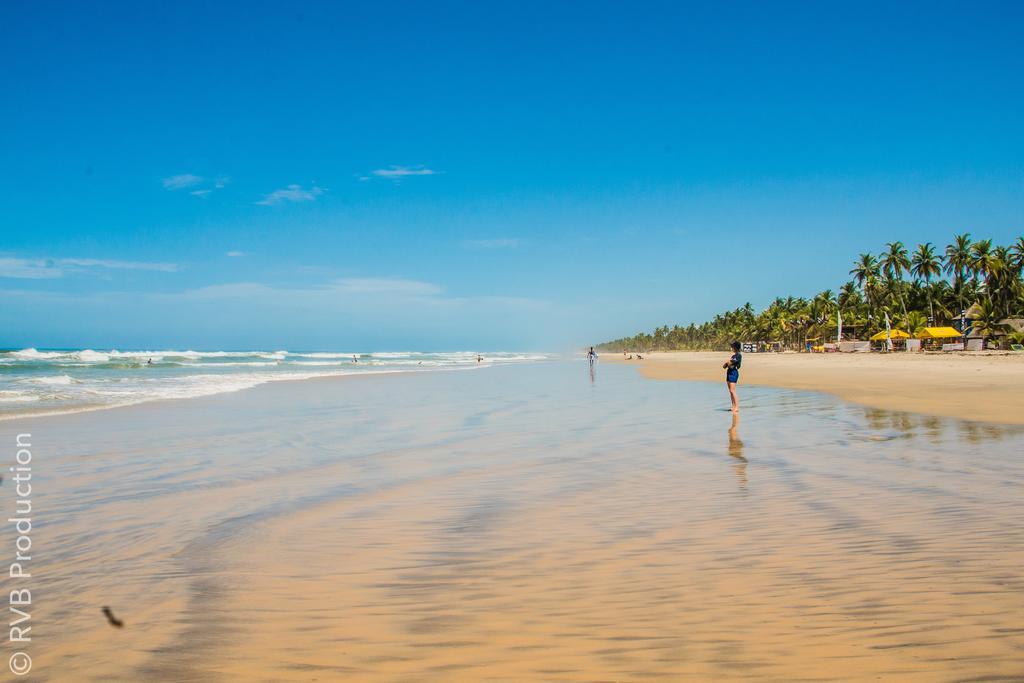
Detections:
[3, 361, 1023, 681]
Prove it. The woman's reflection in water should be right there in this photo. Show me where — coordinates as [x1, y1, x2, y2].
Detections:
[728, 413, 747, 489]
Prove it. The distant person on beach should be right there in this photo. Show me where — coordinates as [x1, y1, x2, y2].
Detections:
[723, 341, 742, 413]
[587, 347, 597, 365]
[477, 355, 483, 363]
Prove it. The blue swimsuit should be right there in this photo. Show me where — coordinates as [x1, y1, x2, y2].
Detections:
[726, 352, 742, 383]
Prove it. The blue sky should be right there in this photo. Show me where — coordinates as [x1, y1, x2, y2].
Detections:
[2, 1, 1022, 350]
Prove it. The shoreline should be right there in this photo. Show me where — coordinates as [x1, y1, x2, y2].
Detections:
[603, 350, 1024, 425]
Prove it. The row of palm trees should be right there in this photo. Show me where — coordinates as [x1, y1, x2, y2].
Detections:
[599, 234, 1024, 352]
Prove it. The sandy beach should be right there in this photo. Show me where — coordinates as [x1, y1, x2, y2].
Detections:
[4, 361, 1024, 681]
[605, 351, 1024, 425]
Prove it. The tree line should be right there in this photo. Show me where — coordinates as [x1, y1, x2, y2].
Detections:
[598, 234, 1024, 352]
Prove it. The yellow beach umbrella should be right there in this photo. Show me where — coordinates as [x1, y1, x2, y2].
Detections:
[869, 329, 910, 341]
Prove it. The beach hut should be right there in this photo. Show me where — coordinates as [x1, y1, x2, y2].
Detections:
[966, 317, 1024, 349]
[917, 326, 964, 351]
[869, 329, 910, 351]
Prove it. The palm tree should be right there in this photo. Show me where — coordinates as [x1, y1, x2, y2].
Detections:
[809, 290, 836, 342]
[906, 311, 928, 337]
[881, 241, 911, 327]
[989, 247, 1014, 317]
[970, 238, 995, 288]
[970, 299, 1009, 346]
[911, 242, 942, 323]
[928, 280, 954, 322]
[1011, 236, 1024, 272]
[837, 281, 861, 339]
[944, 233, 972, 328]
[850, 253, 880, 321]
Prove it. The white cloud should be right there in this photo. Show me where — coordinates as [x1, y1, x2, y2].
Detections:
[256, 184, 325, 206]
[162, 174, 204, 190]
[59, 258, 178, 272]
[462, 238, 520, 249]
[226, 251, 245, 257]
[180, 282, 277, 300]
[164, 174, 230, 196]
[370, 166, 439, 180]
[172, 277, 444, 303]
[332, 277, 442, 296]
[0, 258, 62, 279]
[0, 256, 177, 279]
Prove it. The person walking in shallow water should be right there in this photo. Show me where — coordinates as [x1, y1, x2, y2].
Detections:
[723, 341, 742, 413]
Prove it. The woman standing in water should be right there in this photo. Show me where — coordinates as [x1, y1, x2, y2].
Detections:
[723, 341, 742, 413]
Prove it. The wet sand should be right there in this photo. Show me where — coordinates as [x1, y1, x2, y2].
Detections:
[4, 362, 1024, 681]
[606, 351, 1024, 425]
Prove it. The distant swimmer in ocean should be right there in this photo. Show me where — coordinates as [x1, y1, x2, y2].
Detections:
[147, 358, 153, 365]
[723, 340, 742, 413]
[352, 355, 358, 363]
[477, 355, 483, 363]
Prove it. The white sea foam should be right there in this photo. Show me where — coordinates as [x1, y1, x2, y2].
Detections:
[76, 349, 110, 362]
[0, 391, 39, 403]
[178, 361, 280, 367]
[287, 360, 350, 366]
[11, 348, 66, 359]
[26, 374, 77, 386]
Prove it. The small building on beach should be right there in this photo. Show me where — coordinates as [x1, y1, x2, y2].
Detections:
[917, 326, 965, 351]
[869, 329, 911, 351]
[965, 317, 1024, 349]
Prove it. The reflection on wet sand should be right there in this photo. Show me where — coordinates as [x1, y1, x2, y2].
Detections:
[727, 412, 747, 489]
[7, 362, 1024, 681]
[862, 405, 1024, 444]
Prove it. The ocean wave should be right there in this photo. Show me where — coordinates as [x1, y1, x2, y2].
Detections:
[103, 350, 285, 360]
[167, 350, 288, 360]
[24, 374, 77, 386]
[9, 348, 70, 360]
[286, 360, 351, 366]
[178, 361, 280, 367]
[7, 348, 111, 363]
[0, 391, 39, 403]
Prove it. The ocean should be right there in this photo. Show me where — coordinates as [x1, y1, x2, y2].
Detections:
[0, 348, 553, 419]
